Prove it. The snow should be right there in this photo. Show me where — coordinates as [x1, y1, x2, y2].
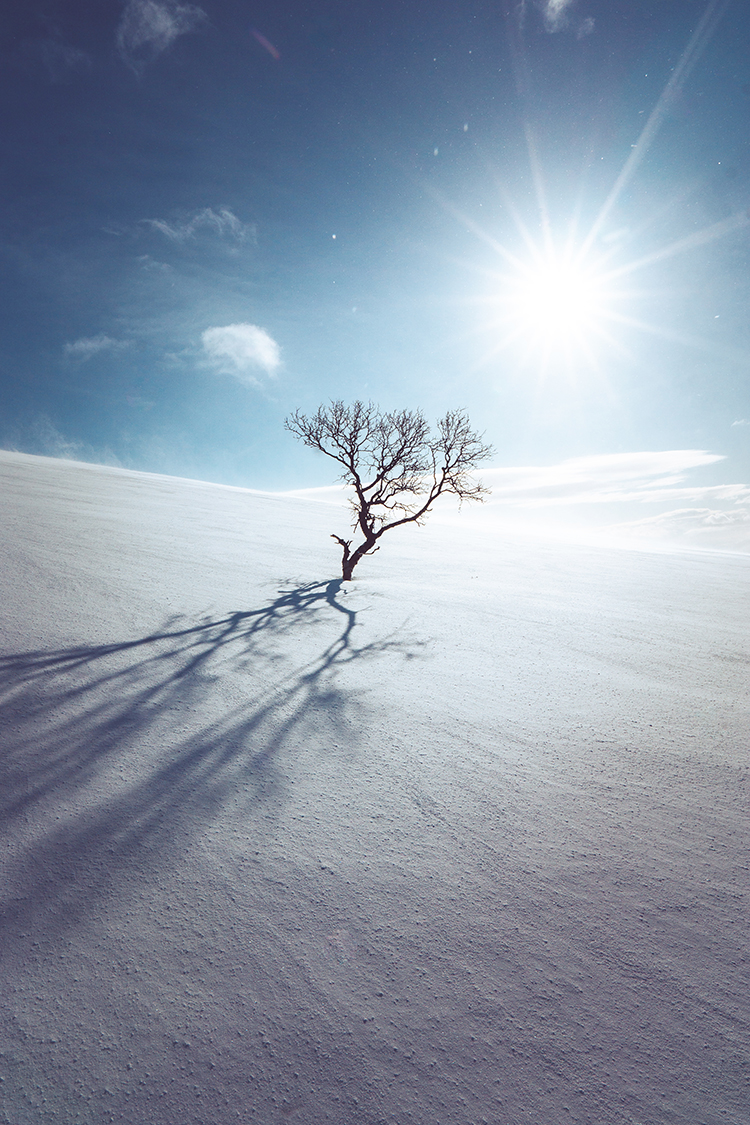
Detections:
[1, 448, 748, 1125]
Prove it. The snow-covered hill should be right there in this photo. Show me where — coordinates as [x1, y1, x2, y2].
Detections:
[1, 450, 748, 1125]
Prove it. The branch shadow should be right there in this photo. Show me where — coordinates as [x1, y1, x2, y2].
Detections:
[0, 579, 422, 947]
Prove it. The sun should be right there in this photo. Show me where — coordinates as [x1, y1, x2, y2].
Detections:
[508, 252, 610, 345]
[483, 241, 621, 374]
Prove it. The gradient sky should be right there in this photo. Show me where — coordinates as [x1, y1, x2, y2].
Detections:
[1, 0, 749, 540]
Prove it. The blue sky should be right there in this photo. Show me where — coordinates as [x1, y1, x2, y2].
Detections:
[1, 0, 749, 540]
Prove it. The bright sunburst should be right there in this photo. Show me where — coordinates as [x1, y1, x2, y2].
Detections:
[507, 253, 611, 347]
[478, 236, 626, 378]
[432, 0, 749, 386]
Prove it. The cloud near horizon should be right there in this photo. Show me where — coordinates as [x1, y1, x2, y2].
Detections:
[611, 506, 750, 551]
[201, 324, 281, 384]
[117, 0, 206, 70]
[480, 450, 735, 507]
[63, 335, 131, 361]
[7, 416, 124, 467]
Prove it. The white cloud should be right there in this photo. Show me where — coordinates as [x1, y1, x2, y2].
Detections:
[731, 419, 749, 427]
[142, 207, 255, 245]
[63, 335, 131, 361]
[201, 324, 281, 384]
[117, 0, 206, 71]
[576, 16, 595, 38]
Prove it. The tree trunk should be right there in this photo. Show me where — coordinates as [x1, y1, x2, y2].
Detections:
[341, 536, 378, 580]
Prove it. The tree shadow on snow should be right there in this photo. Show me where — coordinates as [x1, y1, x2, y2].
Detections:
[0, 579, 421, 945]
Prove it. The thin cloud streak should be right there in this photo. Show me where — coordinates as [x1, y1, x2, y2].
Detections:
[142, 208, 255, 244]
[63, 335, 131, 361]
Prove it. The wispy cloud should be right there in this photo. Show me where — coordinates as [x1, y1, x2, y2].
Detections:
[7, 417, 124, 467]
[731, 419, 749, 427]
[117, 0, 206, 71]
[36, 38, 92, 81]
[30, 416, 86, 460]
[201, 324, 281, 384]
[136, 254, 173, 273]
[63, 335, 131, 362]
[142, 207, 255, 245]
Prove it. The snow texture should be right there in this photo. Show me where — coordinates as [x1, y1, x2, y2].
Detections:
[0, 449, 748, 1125]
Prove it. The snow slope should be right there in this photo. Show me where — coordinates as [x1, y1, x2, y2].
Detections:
[0, 449, 748, 1125]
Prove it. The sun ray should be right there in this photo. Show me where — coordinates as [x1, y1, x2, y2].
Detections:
[490, 185, 546, 265]
[421, 182, 528, 271]
[580, 0, 732, 257]
[603, 212, 750, 280]
[602, 311, 750, 363]
[524, 125, 554, 257]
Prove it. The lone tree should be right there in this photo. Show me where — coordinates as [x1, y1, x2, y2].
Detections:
[285, 401, 493, 580]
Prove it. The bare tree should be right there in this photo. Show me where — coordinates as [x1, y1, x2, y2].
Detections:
[285, 401, 493, 580]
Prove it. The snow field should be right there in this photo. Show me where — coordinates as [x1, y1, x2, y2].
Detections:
[0, 450, 748, 1125]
